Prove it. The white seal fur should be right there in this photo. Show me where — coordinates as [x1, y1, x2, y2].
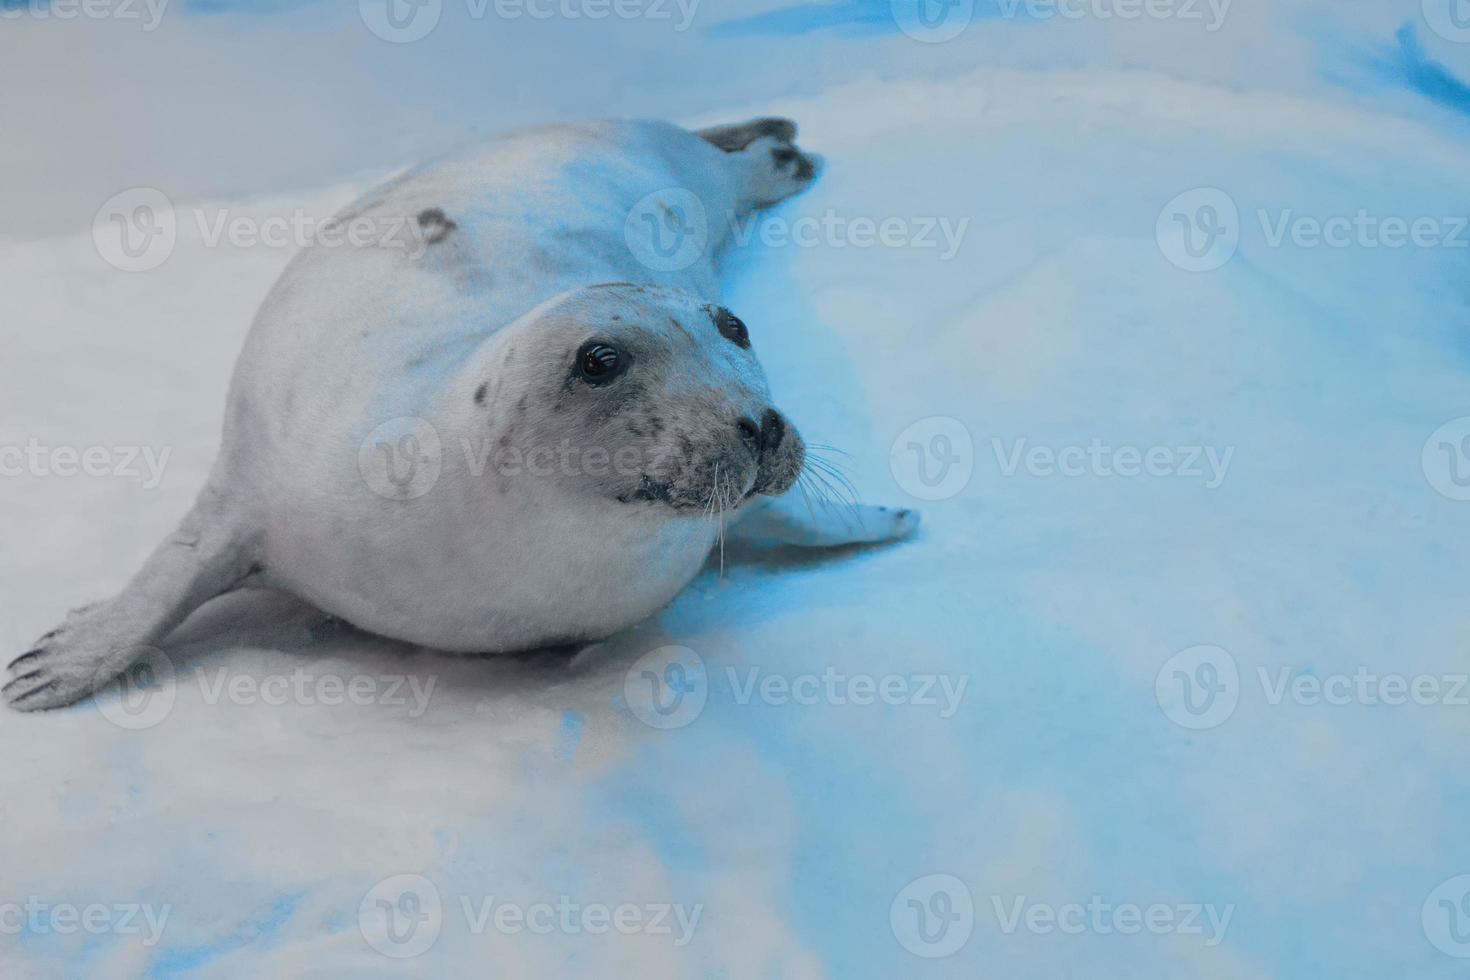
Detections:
[6, 117, 918, 711]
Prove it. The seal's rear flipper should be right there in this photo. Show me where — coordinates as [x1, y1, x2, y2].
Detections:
[696, 117, 798, 153]
[3, 485, 260, 712]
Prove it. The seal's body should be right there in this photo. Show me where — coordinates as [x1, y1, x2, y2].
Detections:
[6, 117, 918, 712]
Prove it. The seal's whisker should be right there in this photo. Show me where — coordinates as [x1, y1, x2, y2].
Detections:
[795, 474, 819, 525]
[804, 455, 861, 516]
[804, 465, 863, 526]
[805, 452, 861, 505]
[704, 464, 721, 523]
[806, 442, 852, 458]
[801, 468, 852, 520]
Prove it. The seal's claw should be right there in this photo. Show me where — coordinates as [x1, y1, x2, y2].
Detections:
[2, 646, 98, 712]
[3, 673, 58, 711]
[7, 649, 44, 672]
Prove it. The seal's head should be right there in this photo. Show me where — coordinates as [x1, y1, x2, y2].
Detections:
[476, 283, 805, 512]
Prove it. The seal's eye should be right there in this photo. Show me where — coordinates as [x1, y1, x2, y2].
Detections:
[575, 342, 627, 385]
[715, 309, 751, 349]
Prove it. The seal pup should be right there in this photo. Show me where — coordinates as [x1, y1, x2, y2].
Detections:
[5, 116, 919, 712]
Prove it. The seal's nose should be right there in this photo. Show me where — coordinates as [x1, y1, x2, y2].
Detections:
[759, 409, 786, 451]
[736, 416, 761, 454]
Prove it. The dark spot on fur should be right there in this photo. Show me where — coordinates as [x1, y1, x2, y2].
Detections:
[473, 382, 488, 407]
[517, 394, 528, 412]
[416, 207, 457, 245]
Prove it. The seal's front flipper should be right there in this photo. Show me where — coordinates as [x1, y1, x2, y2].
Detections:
[731, 492, 920, 548]
[3, 485, 259, 712]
